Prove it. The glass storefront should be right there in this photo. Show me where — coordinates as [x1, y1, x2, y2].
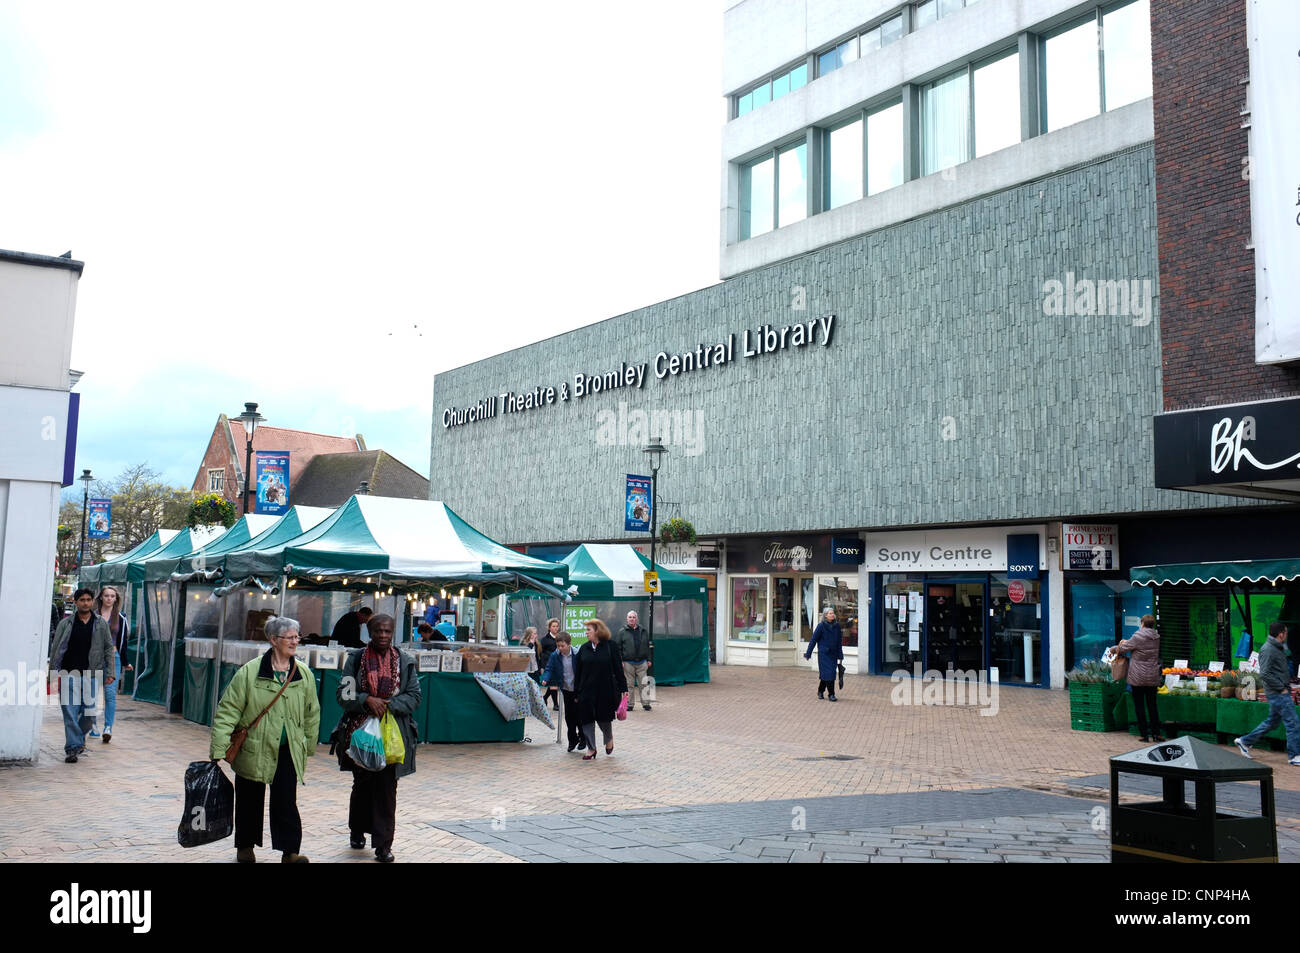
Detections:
[729, 571, 860, 654]
[816, 574, 859, 647]
[731, 575, 768, 642]
[989, 575, 1039, 684]
[1067, 579, 1149, 668]
[876, 571, 1049, 686]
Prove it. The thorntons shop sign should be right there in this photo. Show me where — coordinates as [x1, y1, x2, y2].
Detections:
[441, 315, 837, 429]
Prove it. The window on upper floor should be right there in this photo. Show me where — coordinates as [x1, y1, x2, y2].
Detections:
[922, 49, 1021, 176]
[818, 12, 904, 78]
[915, 0, 980, 30]
[208, 469, 224, 493]
[741, 140, 807, 239]
[1042, 0, 1151, 133]
[825, 99, 905, 210]
[736, 63, 809, 118]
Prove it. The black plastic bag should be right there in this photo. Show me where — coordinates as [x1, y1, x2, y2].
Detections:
[178, 760, 234, 848]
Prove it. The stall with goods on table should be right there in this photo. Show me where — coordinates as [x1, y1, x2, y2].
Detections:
[505, 543, 710, 687]
[215, 495, 569, 744]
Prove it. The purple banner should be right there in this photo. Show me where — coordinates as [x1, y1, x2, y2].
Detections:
[87, 498, 111, 539]
[255, 451, 290, 515]
[625, 474, 651, 533]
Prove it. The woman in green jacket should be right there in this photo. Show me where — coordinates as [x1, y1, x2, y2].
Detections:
[210, 615, 320, 863]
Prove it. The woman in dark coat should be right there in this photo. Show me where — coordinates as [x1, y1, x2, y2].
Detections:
[574, 618, 628, 760]
[332, 613, 420, 863]
[1116, 613, 1163, 742]
[805, 607, 844, 701]
[539, 618, 560, 711]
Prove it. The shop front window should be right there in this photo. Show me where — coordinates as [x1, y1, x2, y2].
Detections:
[926, 582, 984, 672]
[883, 575, 923, 671]
[816, 574, 859, 647]
[1068, 580, 1150, 668]
[731, 576, 768, 642]
[990, 575, 1041, 684]
[800, 578, 815, 644]
[772, 576, 796, 641]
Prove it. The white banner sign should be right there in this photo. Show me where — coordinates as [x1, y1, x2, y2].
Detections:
[864, 526, 1045, 573]
[1061, 523, 1119, 571]
[1249, 0, 1300, 363]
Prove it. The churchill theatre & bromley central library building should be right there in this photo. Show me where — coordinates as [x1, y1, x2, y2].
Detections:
[430, 0, 1300, 691]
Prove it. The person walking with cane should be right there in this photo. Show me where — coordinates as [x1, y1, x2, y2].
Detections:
[805, 607, 843, 702]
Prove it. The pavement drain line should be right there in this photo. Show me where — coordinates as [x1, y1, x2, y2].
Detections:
[793, 754, 863, 761]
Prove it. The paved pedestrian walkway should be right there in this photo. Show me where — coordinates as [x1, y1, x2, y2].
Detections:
[4, 665, 1298, 862]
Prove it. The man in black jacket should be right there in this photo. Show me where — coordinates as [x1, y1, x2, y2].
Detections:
[49, 588, 115, 763]
[613, 611, 653, 712]
[1236, 622, 1300, 764]
[331, 606, 373, 649]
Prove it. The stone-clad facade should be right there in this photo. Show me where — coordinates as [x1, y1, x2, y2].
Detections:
[432, 144, 1206, 545]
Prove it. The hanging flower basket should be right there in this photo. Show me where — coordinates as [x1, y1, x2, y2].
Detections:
[659, 517, 696, 545]
[187, 493, 236, 529]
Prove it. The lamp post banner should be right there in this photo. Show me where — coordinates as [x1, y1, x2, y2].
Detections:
[625, 474, 651, 532]
[87, 499, 111, 539]
[255, 451, 290, 515]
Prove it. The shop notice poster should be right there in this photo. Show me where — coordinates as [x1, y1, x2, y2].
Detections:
[87, 498, 111, 539]
[255, 451, 290, 515]
[625, 474, 651, 532]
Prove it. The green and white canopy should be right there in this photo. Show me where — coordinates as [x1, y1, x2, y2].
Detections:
[224, 505, 335, 556]
[562, 544, 704, 598]
[133, 525, 228, 584]
[162, 514, 281, 582]
[1131, 558, 1300, 587]
[79, 528, 179, 587]
[219, 495, 568, 597]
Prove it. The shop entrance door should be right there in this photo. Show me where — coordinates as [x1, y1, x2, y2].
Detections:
[924, 581, 985, 673]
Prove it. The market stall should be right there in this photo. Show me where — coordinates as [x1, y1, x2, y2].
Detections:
[505, 543, 710, 686]
[175, 505, 337, 725]
[213, 495, 570, 743]
[130, 525, 227, 708]
[76, 528, 179, 695]
[148, 513, 281, 723]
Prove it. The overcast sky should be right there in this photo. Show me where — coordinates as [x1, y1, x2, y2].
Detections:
[2, 1, 723, 494]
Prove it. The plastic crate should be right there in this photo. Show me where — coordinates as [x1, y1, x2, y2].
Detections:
[1071, 712, 1113, 732]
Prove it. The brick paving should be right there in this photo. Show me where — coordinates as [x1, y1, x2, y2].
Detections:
[3, 665, 1299, 862]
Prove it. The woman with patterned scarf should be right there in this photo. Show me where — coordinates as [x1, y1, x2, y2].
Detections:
[332, 612, 420, 863]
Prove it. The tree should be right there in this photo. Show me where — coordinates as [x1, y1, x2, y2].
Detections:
[59, 465, 193, 562]
[56, 501, 80, 573]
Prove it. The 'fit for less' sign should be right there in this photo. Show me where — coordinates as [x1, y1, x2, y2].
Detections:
[1062, 523, 1118, 570]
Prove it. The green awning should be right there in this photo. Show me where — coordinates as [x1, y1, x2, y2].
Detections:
[561, 544, 706, 598]
[217, 495, 568, 597]
[80, 528, 180, 587]
[1131, 558, 1300, 587]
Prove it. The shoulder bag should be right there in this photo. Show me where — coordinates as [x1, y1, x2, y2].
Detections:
[224, 663, 296, 764]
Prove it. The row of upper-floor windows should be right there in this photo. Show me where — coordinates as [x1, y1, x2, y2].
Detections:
[739, 0, 1152, 240]
[734, 0, 985, 118]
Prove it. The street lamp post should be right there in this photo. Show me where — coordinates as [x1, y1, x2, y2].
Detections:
[642, 438, 668, 675]
[234, 402, 265, 515]
[77, 468, 94, 572]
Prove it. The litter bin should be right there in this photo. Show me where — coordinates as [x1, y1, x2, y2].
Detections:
[1110, 735, 1277, 863]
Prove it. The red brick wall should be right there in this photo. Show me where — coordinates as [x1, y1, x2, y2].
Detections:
[1153, 0, 1300, 410]
[191, 419, 240, 509]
